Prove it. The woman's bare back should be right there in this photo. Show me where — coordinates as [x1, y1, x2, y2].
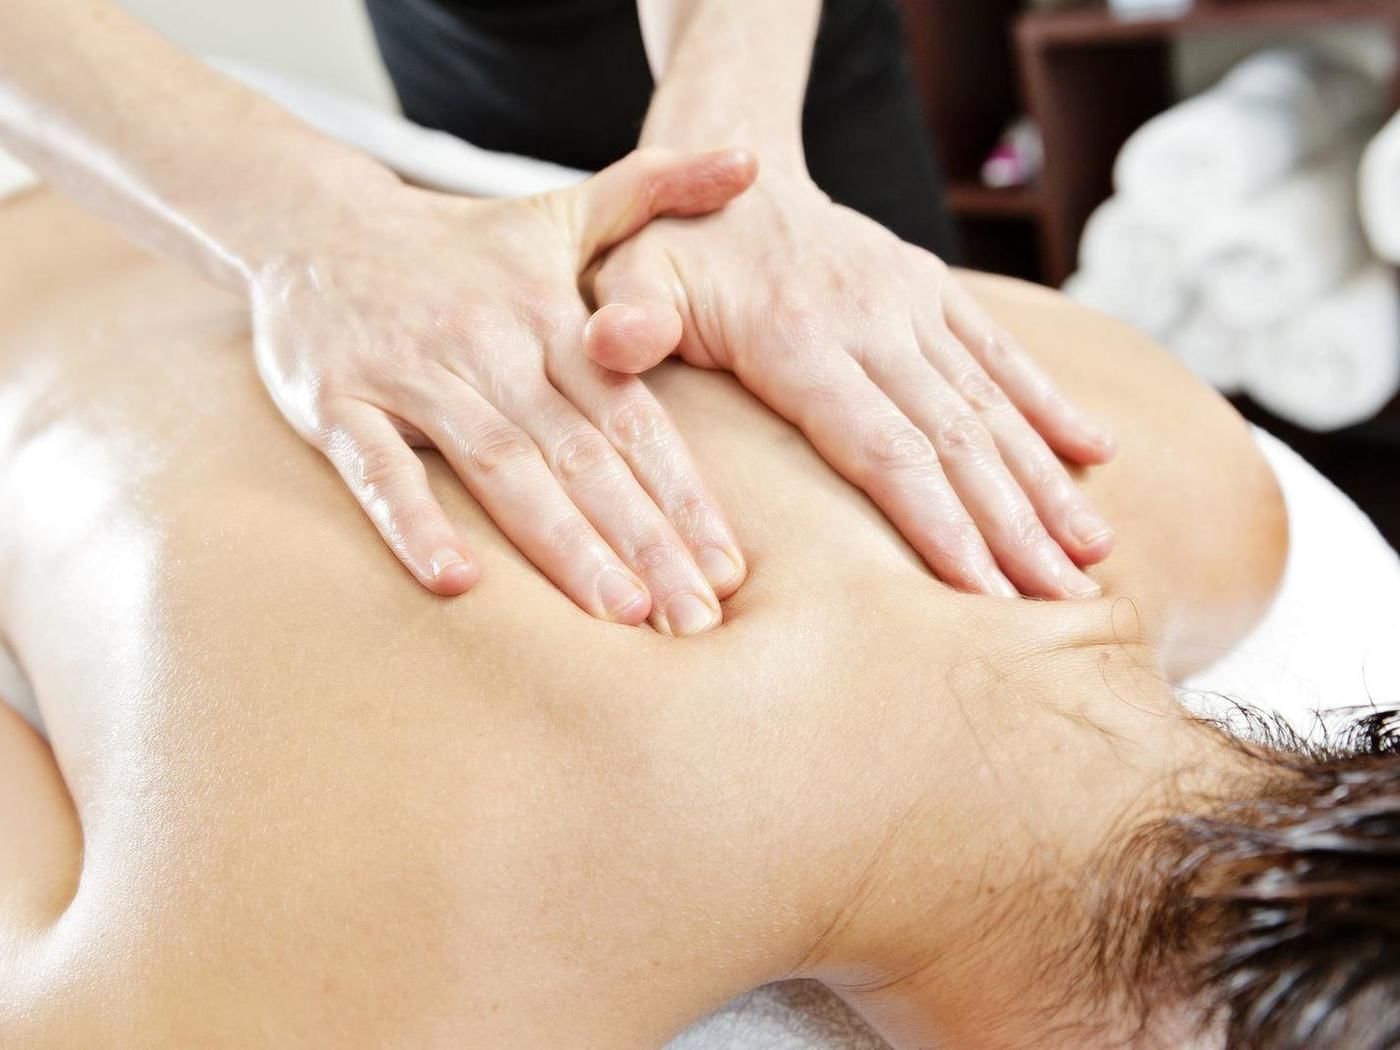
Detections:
[0, 189, 1286, 1048]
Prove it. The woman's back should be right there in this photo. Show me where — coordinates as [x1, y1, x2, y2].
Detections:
[0, 189, 1287, 1047]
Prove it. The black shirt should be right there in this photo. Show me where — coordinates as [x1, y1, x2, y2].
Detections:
[426, 0, 630, 32]
[364, 0, 959, 256]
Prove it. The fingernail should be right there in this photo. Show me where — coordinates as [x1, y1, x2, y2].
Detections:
[598, 568, 649, 620]
[1067, 572, 1102, 599]
[664, 593, 719, 637]
[1069, 509, 1114, 548]
[697, 547, 743, 591]
[431, 548, 466, 578]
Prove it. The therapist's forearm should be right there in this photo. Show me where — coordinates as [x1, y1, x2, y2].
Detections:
[0, 0, 397, 292]
[637, 0, 820, 178]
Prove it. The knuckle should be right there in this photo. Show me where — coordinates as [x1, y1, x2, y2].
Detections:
[933, 413, 990, 456]
[978, 328, 1018, 367]
[520, 288, 584, 337]
[387, 495, 444, 539]
[358, 444, 416, 494]
[922, 520, 982, 570]
[1005, 507, 1051, 553]
[958, 369, 1010, 413]
[770, 295, 821, 339]
[864, 421, 936, 473]
[922, 251, 950, 279]
[547, 515, 598, 558]
[468, 422, 537, 475]
[609, 396, 670, 452]
[1034, 458, 1078, 503]
[667, 491, 712, 538]
[630, 534, 675, 574]
[552, 425, 616, 483]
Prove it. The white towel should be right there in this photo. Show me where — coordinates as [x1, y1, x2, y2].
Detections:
[1115, 48, 1381, 215]
[0, 636, 40, 734]
[1361, 111, 1400, 264]
[1246, 264, 1400, 432]
[667, 983, 888, 1050]
[1165, 302, 1249, 395]
[208, 58, 590, 197]
[1184, 147, 1371, 330]
[1074, 196, 1187, 338]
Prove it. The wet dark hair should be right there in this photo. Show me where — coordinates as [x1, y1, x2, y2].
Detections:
[1099, 705, 1400, 1049]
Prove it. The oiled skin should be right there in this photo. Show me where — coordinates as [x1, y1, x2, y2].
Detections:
[0, 190, 1287, 1048]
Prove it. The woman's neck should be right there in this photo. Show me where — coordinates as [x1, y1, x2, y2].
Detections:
[797, 632, 1250, 1049]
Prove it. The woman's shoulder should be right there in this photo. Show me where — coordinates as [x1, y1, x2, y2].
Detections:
[961, 270, 1289, 678]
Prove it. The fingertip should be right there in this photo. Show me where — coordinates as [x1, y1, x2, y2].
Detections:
[1059, 422, 1118, 465]
[597, 566, 653, 625]
[426, 547, 480, 596]
[584, 302, 682, 373]
[1073, 528, 1116, 566]
[655, 591, 722, 638]
[697, 546, 747, 599]
[1062, 567, 1103, 600]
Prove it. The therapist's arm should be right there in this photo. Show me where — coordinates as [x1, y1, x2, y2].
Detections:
[0, 0, 762, 636]
[593, 0, 1118, 600]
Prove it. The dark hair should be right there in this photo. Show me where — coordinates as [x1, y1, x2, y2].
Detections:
[1102, 705, 1400, 1049]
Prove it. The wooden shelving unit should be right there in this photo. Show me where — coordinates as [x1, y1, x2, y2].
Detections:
[1017, 0, 1400, 284]
[898, 0, 1400, 284]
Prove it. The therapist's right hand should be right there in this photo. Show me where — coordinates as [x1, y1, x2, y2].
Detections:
[248, 147, 757, 636]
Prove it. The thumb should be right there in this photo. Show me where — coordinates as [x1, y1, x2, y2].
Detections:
[571, 146, 757, 264]
[584, 255, 682, 374]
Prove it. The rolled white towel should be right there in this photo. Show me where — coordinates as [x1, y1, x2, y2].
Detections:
[1245, 264, 1400, 432]
[1062, 268, 1178, 343]
[1165, 302, 1249, 395]
[1115, 48, 1381, 215]
[1361, 111, 1400, 264]
[1075, 195, 1187, 337]
[1184, 147, 1370, 330]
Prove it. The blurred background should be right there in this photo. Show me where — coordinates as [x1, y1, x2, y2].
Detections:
[117, 0, 1400, 549]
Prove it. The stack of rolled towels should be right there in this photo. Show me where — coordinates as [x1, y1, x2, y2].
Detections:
[1066, 48, 1400, 432]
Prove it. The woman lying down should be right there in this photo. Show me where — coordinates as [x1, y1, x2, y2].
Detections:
[0, 185, 1397, 1050]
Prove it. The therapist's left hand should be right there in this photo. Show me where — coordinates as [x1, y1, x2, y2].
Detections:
[584, 172, 1117, 600]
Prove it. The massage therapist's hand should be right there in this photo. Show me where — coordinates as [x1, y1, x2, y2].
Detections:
[250, 148, 757, 634]
[585, 173, 1118, 600]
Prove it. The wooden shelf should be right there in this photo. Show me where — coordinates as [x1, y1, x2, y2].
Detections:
[945, 180, 1045, 219]
[1021, 0, 1400, 47]
[1010, 0, 1400, 282]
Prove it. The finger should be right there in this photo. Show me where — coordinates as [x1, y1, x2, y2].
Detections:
[570, 146, 759, 262]
[552, 352, 747, 600]
[584, 247, 683, 374]
[863, 345, 1102, 601]
[916, 320, 1116, 568]
[942, 279, 1117, 466]
[749, 345, 1016, 597]
[318, 402, 479, 596]
[414, 386, 653, 627]
[502, 373, 723, 636]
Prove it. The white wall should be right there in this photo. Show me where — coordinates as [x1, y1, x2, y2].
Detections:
[1175, 25, 1396, 96]
[116, 0, 396, 109]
